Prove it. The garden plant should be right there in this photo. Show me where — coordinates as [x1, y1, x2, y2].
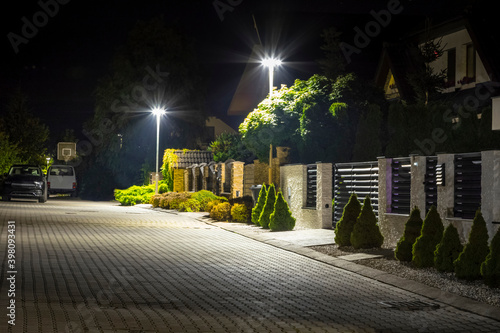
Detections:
[481, 228, 500, 287]
[251, 184, 267, 225]
[334, 193, 361, 247]
[412, 205, 444, 268]
[434, 223, 463, 272]
[269, 191, 296, 231]
[350, 196, 384, 249]
[395, 206, 423, 262]
[259, 184, 276, 229]
[454, 210, 489, 280]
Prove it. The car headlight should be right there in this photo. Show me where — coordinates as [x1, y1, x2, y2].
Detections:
[34, 181, 43, 189]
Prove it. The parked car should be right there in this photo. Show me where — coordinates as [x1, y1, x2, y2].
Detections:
[47, 165, 77, 197]
[1, 165, 47, 203]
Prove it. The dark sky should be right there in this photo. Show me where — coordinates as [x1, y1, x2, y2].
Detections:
[0, 0, 456, 141]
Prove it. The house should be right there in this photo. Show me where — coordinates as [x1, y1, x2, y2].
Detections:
[375, 13, 500, 129]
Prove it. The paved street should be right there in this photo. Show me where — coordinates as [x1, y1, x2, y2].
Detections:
[1, 198, 500, 333]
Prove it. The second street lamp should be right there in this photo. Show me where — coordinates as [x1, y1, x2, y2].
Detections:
[152, 107, 165, 195]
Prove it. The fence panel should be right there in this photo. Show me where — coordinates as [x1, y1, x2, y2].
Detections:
[391, 158, 411, 214]
[333, 161, 379, 226]
[454, 153, 482, 219]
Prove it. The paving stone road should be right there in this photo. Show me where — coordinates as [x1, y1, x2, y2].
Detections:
[1, 198, 500, 333]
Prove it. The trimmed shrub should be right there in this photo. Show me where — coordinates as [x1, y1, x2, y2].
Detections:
[350, 196, 384, 249]
[158, 192, 191, 209]
[269, 191, 296, 231]
[395, 207, 423, 262]
[205, 198, 226, 214]
[251, 184, 267, 225]
[259, 184, 276, 229]
[454, 210, 490, 280]
[231, 203, 251, 223]
[412, 205, 444, 268]
[334, 193, 361, 247]
[149, 194, 162, 208]
[434, 224, 463, 272]
[209, 202, 231, 221]
[481, 228, 500, 287]
[178, 198, 202, 212]
[191, 190, 223, 211]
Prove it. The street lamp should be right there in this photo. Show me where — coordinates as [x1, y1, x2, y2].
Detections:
[262, 57, 282, 96]
[152, 107, 166, 195]
[261, 57, 282, 185]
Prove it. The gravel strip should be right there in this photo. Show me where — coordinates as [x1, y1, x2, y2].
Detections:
[310, 244, 500, 308]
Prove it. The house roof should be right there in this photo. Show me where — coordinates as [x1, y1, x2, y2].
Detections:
[173, 150, 213, 169]
[227, 44, 269, 116]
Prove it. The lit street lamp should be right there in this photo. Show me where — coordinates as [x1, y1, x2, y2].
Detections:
[261, 57, 282, 185]
[262, 57, 282, 96]
[152, 107, 165, 195]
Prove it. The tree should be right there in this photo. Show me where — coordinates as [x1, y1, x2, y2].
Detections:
[454, 210, 490, 280]
[412, 206, 444, 268]
[352, 104, 383, 161]
[259, 184, 276, 229]
[0, 90, 49, 165]
[269, 191, 296, 231]
[481, 228, 500, 287]
[395, 207, 423, 262]
[208, 132, 253, 163]
[317, 27, 347, 80]
[350, 196, 384, 249]
[251, 184, 267, 226]
[0, 132, 19, 174]
[81, 17, 206, 198]
[434, 224, 463, 272]
[334, 193, 361, 247]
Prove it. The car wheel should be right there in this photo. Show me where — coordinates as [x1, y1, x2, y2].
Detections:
[39, 189, 47, 203]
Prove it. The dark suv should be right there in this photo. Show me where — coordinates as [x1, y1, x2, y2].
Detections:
[1, 165, 48, 203]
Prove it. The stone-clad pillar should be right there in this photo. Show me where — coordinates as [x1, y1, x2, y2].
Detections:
[316, 163, 332, 228]
[481, 150, 500, 240]
[231, 161, 245, 198]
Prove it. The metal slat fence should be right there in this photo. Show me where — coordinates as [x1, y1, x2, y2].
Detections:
[454, 153, 481, 219]
[333, 161, 379, 226]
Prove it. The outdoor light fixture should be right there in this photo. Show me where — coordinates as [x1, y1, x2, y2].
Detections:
[152, 107, 166, 195]
[262, 57, 282, 96]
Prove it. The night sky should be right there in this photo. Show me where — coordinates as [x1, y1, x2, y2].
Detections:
[0, 0, 455, 142]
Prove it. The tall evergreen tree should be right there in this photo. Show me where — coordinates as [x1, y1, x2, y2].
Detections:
[395, 207, 423, 262]
[251, 184, 267, 226]
[454, 210, 490, 280]
[269, 191, 296, 231]
[434, 224, 463, 272]
[350, 196, 384, 249]
[334, 193, 361, 247]
[259, 184, 276, 229]
[481, 228, 500, 287]
[412, 206, 444, 268]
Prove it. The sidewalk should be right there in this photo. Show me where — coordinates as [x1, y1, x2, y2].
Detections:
[183, 211, 500, 323]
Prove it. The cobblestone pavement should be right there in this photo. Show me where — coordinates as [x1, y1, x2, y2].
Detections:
[1, 198, 500, 333]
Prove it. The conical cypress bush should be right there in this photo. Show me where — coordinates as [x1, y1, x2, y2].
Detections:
[251, 184, 267, 225]
[259, 184, 276, 229]
[395, 207, 423, 262]
[434, 223, 463, 272]
[334, 193, 361, 247]
[269, 191, 296, 231]
[412, 205, 444, 268]
[481, 228, 500, 288]
[350, 196, 384, 249]
[454, 210, 490, 281]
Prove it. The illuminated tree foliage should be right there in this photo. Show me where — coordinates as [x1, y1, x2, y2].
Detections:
[334, 193, 361, 247]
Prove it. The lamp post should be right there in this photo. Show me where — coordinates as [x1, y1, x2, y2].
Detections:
[152, 107, 165, 195]
[262, 57, 282, 96]
[262, 57, 281, 185]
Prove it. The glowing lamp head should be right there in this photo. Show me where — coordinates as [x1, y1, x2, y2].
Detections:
[152, 107, 166, 116]
[262, 58, 282, 68]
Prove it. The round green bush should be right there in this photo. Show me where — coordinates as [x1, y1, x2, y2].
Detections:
[481, 227, 500, 287]
[434, 223, 463, 272]
[334, 193, 361, 247]
[259, 184, 276, 229]
[231, 203, 250, 223]
[178, 198, 202, 212]
[454, 210, 489, 281]
[269, 191, 295, 231]
[412, 205, 444, 268]
[209, 202, 231, 221]
[395, 207, 423, 262]
[350, 196, 384, 249]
